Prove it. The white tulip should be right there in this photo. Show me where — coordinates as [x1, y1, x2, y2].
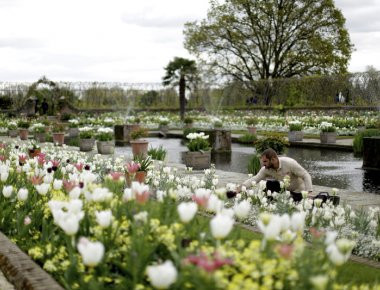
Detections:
[2, 185, 13, 198]
[123, 188, 134, 201]
[95, 210, 112, 228]
[17, 188, 28, 201]
[1, 172, 9, 182]
[258, 213, 282, 241]
[69, 187, 81, 199]
[35, 183, 50, 195]
[58, 214, 80, 235]
[210, 214, 234, 239]
[326, 244, 346, 266]
[53, 179, 63, 190]
[233, 200, 251, 220]
[133, 211, 148, 223]
[77, 237, 104, 267]
[43, 174, 53, 184]
[177, 202, 198, 223]
[207, 194, 224, 213]
[290, 212, 306, 232]
[146, 260, 177, 289]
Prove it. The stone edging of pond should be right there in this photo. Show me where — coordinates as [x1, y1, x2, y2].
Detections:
[0, 231, 63, 290]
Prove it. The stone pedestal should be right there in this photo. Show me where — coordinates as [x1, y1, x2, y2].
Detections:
[205, 129, 231, 153]
[363, 137, 380, 170]
[114, 124, 140, 146]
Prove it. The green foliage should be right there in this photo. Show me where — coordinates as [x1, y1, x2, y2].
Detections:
[133, 155, 153, 172]
[130, 128, 148, 140]
[186, 133, 210, 152]
[184, 116, 194, 124]
[17, 120, 30, 129]
[60, 113, 73, 121]
[184, 0, 352, 90]
[79, 128, 93, 139]
[238, 133, 257, 144]
[246, 118, 258, 126]
[148, 146, 167, 161]
[247, 154, 261, 175]
[289, 122, 303, 132]
[255, 135, 289, 154]
[52, 123, 65, 133]
[139, 90, 159, 107]
[353, 129, 380, 156]
[213, 120, 223, 128]
[67, 137, 79, 147]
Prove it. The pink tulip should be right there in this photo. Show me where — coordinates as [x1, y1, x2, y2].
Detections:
[109, 172, 124, 181]
[126, 161, 140, 174]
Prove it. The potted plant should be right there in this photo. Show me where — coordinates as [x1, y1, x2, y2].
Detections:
[184, 116, 194, 129]
[246, 117, 258, 135]
[130, 127, 149, 157]
[7, 121, 18, 138]
[213, 120, 223, 129]
[17, 120, 30, 140]
[79, 126, 95, 152]
[132, 155, 153, 183]
[31, 123, 46, 143]
[320, 122, 337, 144]
[158, 117, 170, 134]
[41, 119, 51, 133]
[68, 119, 80, 137]
[28, 141, 41, 158]
[96, 127, 114, 154]
[52, 123, 66, 146]
[183, 132, 211, 170]
[288, 120, 304, 142]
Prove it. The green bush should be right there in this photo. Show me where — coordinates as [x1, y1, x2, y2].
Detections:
[255, 134, 289, 154]
[247, 154, 261, 175]
[238, 133, 258, 144]
[148, 145, 167, 161]
[353, 129, 380, 156]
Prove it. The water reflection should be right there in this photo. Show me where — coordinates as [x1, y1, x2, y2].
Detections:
[115, 138, 379, 194]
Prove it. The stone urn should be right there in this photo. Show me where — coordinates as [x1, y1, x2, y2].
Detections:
[8, 129, 18, 138]
[97, 141, 115, 154]
[34, 132, 46, 143]
[130, 139, 149, 158]
[247, 126, 257, 135]
[79, 138, 95, 152]
[320, 132, 337, 144]
[52, 133, 65, 146]
[68, 128, 79, 138]
[19, 129, 29, 140]
[288, 131, 303, 142]
[183, 150, 211, 170]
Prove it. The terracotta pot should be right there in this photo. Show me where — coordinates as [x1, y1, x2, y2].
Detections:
[28, 148, 41, 158]
[52, 133, 65, 146]
[130, 139, 149, 158]
[97, 140, 115, 154]
[135, 171, 146, 183]
[34, 132, 46, 143]
[19, 129, 29, 140]
[8, 129, 18, 138]
[288, 131, 303, 142]
[79, 138, 95, 152]
[247, 126, 257, 135]
[320, 132, 337, 144]
[183, 150, 211, 170]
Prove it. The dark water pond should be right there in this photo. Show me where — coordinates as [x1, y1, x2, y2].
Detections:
[116, 137, 380, 194]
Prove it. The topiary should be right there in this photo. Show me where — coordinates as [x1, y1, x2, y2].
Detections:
[255, 134, 289, 154]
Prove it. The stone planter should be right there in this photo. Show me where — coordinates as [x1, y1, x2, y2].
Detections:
[288, 131, 303, 142]
[52, 133, 65, 146]
[205, 129, 231, 153]
[34, 132, 46, 143]
[8, 129, 18, 138]
[97, 140, 115, 155]
[68, 127, 79, 137]
[114, 124, 140, 146]
[183, 150, 211, 170]
[79, 138, 95, 152]
[320, 132, 337, 144]
[130, 139, 149, 158]
[19, 129, 29, 140]
[247, 126, 257, 135]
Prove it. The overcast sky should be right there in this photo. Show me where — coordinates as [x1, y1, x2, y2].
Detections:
[0, 0, 379, 83]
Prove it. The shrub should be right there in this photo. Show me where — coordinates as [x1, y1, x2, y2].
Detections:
[148, 145, 167, 161]
[213, 121, 223, 128]
[238, 133, 258, 144]
[61, 113, 73, 121]
[288, 121, 303, 131]
[246, 117, 258, 126]
[17, 120, 30, 129]
[255, 134, 289, 154]
[353, 129, 380, 156]
[184, 117, 194, 124]
[186, 132, 210, 152]
[247, 154, 261, 175]
[130, 127, 148, 140]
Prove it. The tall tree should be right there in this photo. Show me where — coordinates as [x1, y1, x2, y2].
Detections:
[184, 0, 353, 93]
[162, 57, 198, 120]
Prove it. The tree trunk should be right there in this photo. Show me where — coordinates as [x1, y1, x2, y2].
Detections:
[179, 75, 186, 120]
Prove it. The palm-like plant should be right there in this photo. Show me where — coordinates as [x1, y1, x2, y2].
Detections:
[162, 57, 198, 120]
